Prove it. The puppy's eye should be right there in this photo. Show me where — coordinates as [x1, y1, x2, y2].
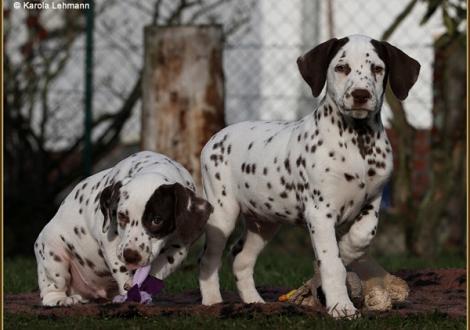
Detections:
[152, 217, 162, 226]
[117, 212, 129, 228]
[373, 66, 384, 74]
[335, 65, 346, 72]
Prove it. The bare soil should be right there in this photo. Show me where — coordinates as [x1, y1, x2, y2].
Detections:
[5, 269, 466, 319]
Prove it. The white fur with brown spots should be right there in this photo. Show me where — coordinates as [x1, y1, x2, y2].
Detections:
[198, 35, 420, 318]
[34, 151, 212, 306]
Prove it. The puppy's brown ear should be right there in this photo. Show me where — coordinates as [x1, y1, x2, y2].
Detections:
[173, 183, 213, 246]
[99, 181, 122, 233]
[371, 40, 420, 100]
[297, 37, 349, 97]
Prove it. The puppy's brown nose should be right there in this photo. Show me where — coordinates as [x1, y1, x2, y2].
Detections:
[123, 248, 142, 264]
[351, 89, 371, 104]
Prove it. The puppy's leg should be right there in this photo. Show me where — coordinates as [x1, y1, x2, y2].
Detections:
[232, 218, 279, 304]
[199, 203, 239, 305]
[338, 196, 381, 266]
[100, 242, 133, 295]
[338, 196, 393, 311]
[149, 238, 189, 280]
[305, 204, 357, 318]
[35, 238, 88, 306]
[199, 150, 241, 305]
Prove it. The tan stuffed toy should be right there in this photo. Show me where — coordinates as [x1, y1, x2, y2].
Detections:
[279, 255, 409, 312]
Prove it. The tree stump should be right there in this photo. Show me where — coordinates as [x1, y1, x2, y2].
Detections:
[141, 25, 225, 191]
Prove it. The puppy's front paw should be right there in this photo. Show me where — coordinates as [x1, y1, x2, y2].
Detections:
[201, 293, 223, 306]
[236, 276, 266, 304]
[241, 293, 265, 304]
[202, 297, 223, 306]
[44, 294, 88, 306]
[200, 284, 223, 306]
[384, 274, 409, 302]
[327, 300, 359, 319]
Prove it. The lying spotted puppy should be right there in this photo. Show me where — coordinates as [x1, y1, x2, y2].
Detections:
[34, 151, 212, 306]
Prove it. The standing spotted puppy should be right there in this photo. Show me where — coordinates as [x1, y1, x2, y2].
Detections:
[198, 35, 419, 318]
[35, 151, 212, 306]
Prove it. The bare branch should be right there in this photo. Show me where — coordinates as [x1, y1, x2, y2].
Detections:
[166, 0, 201, 24]
[152, 0, 164, 24]
[187, 0, 229, 23]
[381, 0, 418, 41]
[48, 75, 142, 184]
[221, 13, 251, 40]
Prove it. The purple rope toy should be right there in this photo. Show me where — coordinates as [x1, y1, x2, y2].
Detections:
[112, 265, 164, 304]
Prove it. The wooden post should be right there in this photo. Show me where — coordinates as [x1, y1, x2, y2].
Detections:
[142, 25, 225, 191]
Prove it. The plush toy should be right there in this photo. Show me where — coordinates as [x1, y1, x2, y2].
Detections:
[113, 265, 164, 304]
[278, 271, 363, 308]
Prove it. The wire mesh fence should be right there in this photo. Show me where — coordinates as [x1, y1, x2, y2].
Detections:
[5, 0, 444, 149]
[4, 0, 466, 257]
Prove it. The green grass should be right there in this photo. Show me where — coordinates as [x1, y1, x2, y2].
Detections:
[4, 256, 38, 294]
[4, 226, 466, 329]
[4, 313, 466, 330]
[374, 253, 466, 272]
[4, 245, 315, 295]
[4, 234, 465, 295]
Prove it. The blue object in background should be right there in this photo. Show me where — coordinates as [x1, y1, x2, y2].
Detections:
[381, 182, 392, 209]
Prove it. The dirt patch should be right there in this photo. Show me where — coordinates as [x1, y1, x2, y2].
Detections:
[5, 269, 466, 319]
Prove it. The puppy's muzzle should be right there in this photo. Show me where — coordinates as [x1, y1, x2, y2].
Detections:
[351, 89, 371, 106]
[123, 248, 142, 265]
